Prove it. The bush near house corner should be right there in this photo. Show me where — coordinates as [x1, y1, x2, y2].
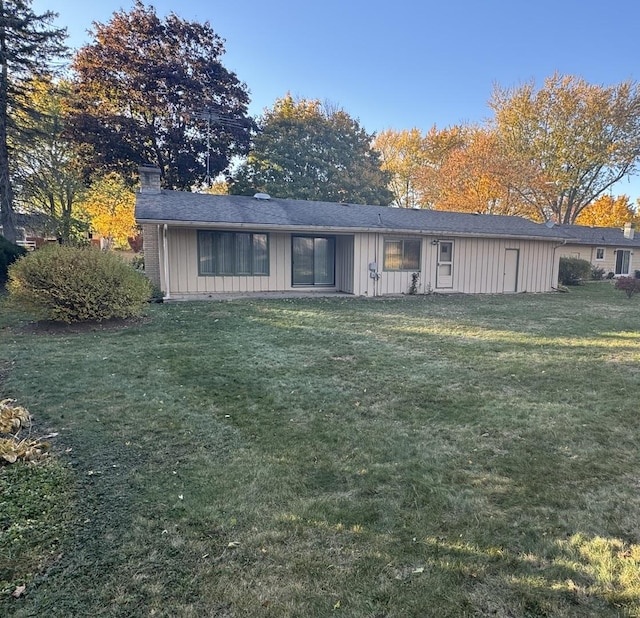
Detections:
[7, 245, 152, 323]
[614, 276, 640, 298]
[558, 256, 592, 285]
[0, 235, 27, 287]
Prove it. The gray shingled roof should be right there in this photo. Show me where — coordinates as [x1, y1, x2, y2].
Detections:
[136, 191, 570, 241]
[556, 224, 640, 247]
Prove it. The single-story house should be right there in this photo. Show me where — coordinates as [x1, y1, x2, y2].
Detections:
[556, 223, 639, 277]
[135, 166, 568, 299]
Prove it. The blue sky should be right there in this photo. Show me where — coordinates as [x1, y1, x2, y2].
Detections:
[34, 0, 640, 202]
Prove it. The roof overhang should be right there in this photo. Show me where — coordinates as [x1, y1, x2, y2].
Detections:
[136, 218, 567, 243]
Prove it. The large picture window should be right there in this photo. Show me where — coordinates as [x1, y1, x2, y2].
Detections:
[383, 238, 421, 271]
[198, 231, 269, 276]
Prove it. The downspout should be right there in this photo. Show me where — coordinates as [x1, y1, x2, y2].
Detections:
[374, 233, 380, 297]
[163, 224, 172, 300]
[551, 238, 567, 291]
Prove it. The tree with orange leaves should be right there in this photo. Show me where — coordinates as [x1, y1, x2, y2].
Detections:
[434, 128, 538, 218]
[413, 125, 467, 208]
[576, 195, 639, 227]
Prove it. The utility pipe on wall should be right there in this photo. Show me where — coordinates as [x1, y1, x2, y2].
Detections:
[162, 224, 172, 300]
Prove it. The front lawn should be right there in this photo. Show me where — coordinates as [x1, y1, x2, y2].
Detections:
[1, 283, 639, 616]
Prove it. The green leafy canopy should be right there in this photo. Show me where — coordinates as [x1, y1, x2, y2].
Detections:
[231, 94, 393, 205]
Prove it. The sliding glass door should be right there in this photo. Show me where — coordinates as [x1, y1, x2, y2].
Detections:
[292, 236, 335, 286]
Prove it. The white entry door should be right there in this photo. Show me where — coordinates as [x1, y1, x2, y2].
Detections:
[436, 241, 453, 288]
[504, 249, 519, 293]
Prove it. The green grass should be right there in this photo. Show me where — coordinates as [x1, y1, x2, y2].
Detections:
[1, 282, 640, 617]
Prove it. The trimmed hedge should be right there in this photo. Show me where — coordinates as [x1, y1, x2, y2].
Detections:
[558, 257, 592, 286]
[0, 235, 27, 286]
[7, 245, 152, 323]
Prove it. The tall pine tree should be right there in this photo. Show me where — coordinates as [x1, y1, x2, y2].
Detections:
[0, 0, 66, 243]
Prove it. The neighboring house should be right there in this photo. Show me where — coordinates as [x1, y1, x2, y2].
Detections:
[0, 213, 57, 249]
[135, 165, 567, 299]
[556, 223, 639, 277]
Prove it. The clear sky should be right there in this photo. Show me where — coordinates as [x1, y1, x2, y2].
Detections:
[34, 0, 640, 202]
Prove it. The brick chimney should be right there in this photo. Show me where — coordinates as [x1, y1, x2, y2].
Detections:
[623, 222, 635, 240]
[138, 164, 162, 193]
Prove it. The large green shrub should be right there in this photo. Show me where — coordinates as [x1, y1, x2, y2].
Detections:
[7, 245, 152, 322]
[558, 257, 592, 286]
[0, 235, 27, 286]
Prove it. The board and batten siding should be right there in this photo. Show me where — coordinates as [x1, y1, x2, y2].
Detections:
[155, 225, 560, 297]
[447, 237, 559, 293]
[559, 244, 626, 275]
[335, 235, 355, 293]
[353, 234, 559, 295]
[457, 237, 559, 293]
[161, 227, 291, 295]
[160, 228, 357, 296]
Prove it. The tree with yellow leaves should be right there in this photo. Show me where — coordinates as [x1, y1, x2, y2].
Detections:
[576, 195, 639, 227]
[491, 73, 640, 224]
[80, 173, 136, 250]
[373, 128, 431, 208]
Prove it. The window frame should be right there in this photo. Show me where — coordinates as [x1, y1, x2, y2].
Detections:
[291, 235, 336, 287]
[595, 247, 605, 261]
[383, 237, 422, 272]
[197, 230, 270, 277]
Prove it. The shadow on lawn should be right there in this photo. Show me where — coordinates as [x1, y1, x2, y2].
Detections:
[413, 533, 638, 616]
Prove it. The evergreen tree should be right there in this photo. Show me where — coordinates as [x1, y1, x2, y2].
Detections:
[13, 77, 87, 243]
[0, 0, 66, 242]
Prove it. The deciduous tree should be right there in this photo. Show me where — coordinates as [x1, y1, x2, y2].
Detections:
[230, 94, 393, 205]
[70, 1, 252, 190]
[491, 73, 640, 224]
[0, 0, 66, 242]
[435, 127, 537, 217]
[79, 173, 136, 250]
[413, 125, 467, 208]
[373, 128, 431, 208]
[575, 194, 639, 227]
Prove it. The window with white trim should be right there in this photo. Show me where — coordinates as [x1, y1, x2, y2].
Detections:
[595, 247, 605, 260]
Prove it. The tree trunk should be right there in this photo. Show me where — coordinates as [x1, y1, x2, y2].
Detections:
[0, 10, 16, 243]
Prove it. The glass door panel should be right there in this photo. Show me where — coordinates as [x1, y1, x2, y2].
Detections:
[292, 237, 315, 285]
[292, 236, 335, 286]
